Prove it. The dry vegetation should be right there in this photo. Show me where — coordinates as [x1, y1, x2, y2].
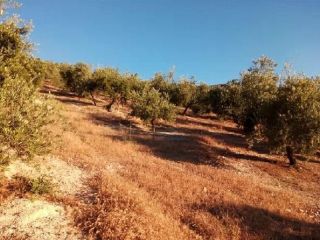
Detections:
[44, 84, 320, 239]
[1, 84, 319, 239]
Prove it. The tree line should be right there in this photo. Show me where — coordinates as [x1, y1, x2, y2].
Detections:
[1, 0, 320, 166]
[42, 56, 320, 166]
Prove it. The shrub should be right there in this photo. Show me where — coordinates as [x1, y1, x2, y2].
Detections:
[8, 174, 53, 195]
[29, 175, 54, 195]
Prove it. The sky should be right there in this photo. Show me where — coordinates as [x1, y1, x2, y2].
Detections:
[17, 0, 320, 84]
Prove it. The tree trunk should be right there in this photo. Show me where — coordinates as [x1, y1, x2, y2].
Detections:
[106, 98, 116, 112]
[286, 146, 296, 165]
[89, 92, 96, 106]
[151, 119, 156, 140]
[182, 104, 191, 115]
[151, 119, 156, 133]
[120, 96, 127, 105]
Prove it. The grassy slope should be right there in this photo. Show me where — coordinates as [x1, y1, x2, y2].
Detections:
[46, 85, 320, 239]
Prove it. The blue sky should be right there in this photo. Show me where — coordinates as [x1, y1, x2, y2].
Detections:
[18, 0, 320, 84]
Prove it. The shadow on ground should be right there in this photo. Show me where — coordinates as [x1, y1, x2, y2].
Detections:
[41, 85, 102, 106]
[45, 86, 285, 167]
[176, 117, 242, 135]
[88, 111, 281, 168]
[186, 202, 320, 240]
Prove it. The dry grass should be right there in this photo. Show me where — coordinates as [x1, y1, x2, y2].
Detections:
[74, 174, 196, 239]
[0, 236, 29, 240]
[5, 84, 320, 239]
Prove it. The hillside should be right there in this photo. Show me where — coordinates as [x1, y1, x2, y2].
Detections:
[0, 85, 319, 239]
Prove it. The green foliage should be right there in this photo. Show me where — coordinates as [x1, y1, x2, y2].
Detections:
[209, 80, 242, 120]
[39, 60, 64, 86]
[92, 67, 141, 111]
[238, 56, 278, 135]
[0, 20, 38, 85]
[0, 77, 54, 158]
[149, 72, 174, 97]
[131, 85, 176, 126]
[190, 84, 211, 114]
[264, 76, 320, 155]
[169, 78, 208, 115]
[218, 55, 320, 164]
[60, 62, 92, 96]
[11, 174, 53, 195]
[171, 78, 197, 108]
[122, 73, 144, 102]
[29, 175, 54, 195]
[0, 4, 55, 159]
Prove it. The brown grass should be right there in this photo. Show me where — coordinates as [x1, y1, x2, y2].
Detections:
[0, 236, 28, 240]
[11, 85, 320, 239]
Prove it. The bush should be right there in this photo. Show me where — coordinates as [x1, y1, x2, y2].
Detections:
[9, 174, 53, 195]
[29, 175, 54, 195]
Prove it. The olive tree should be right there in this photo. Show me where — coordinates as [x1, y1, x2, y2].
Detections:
[209, 80, 242, 121]
[238, 56, 278, 135]
[0, 1, 54, 159]
[190, 84, 211, 114]
[92, 68, 131, 111]
[130, 85, 176, 131]
[40, 61, 64, 86]
[170, 78, 209, 115]
[264, 76, 320, 165]
[149, 72, 174, 98]
[60, 63, 92, 97]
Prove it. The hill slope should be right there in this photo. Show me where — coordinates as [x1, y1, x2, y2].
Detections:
[0, 85, 319, 239]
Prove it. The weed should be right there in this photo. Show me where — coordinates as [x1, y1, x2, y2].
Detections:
[29, 175, 54, 195]
[6, 174, 54, 196]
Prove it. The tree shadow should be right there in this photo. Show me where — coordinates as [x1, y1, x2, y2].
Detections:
[41, 85, 104, 106]
[176, 117, 242, 135]
[184, 113, 219, 121]
[159, 122, 249, 149]
[210, 144, 278, 164]
[90, 112, 143, 131]
[110, 132, 225, 167]
[88, 111, 280, 167]
[40, 85, 77, 98]
[58, 98, 94, 106]
[189, 202, 320, 240]
[296, 154, 320, 164]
